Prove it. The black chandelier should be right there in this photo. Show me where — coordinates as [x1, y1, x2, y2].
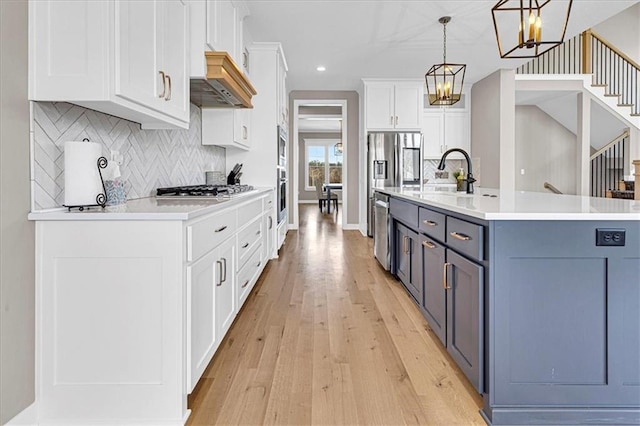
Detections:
[492, 0, 573, 59]
[425, 17, 466, 107]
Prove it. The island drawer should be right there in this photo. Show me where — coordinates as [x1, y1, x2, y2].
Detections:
[187, 208, 237, 262]
[446, 216, 483, 261]
[237, 217, 263, 270]
[237, 199, 263, 226]
[419, 208, 446, 242]
[390, 198, 418, 229]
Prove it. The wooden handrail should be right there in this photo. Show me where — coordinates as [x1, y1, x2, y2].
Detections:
[590, 130, 630, 161]
[544, 182, 562, 194]
[589, 30, 640, 72]
[581, 30, 591, 74]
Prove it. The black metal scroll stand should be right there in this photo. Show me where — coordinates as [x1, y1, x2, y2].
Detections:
[63, 156, 109, 212]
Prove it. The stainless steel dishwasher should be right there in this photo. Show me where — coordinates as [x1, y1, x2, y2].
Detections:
[373, 192, 390, 270]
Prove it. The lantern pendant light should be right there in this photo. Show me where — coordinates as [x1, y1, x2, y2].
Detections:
[492, 0, 573, 59]
[425, 17, 466, 107]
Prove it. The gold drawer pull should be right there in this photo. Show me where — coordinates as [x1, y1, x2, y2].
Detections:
[422, 241, 436, 249]
[214, 225, 228, 233]
[242, 279, 250, 288]
[443, 262, 451, 290]
[450, 231, 471, 241]
[423, 220, 437, 227]
[242, 242, 249, 249]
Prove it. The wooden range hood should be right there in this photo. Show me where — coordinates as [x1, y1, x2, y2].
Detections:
[190, 51, 257, 108]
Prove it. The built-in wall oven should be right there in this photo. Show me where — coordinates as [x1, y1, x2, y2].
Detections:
[277, 167, 287, 224]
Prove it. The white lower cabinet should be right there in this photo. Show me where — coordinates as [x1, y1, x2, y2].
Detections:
[187, 236, 235, 392]
[30, 190, 273, 425]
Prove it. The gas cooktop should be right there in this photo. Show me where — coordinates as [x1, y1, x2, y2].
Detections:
[156, 184, 254, 198]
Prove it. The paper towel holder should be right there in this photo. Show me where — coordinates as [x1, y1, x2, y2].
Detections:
[63, 139, 109, 211]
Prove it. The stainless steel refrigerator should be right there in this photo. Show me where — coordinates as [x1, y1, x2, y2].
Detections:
[367, 132, 422, 237]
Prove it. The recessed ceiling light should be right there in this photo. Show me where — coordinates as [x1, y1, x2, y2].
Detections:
[316, 66, 326, 72]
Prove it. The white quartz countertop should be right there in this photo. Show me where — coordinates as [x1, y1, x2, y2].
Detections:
[376, 187, 640, 221]
[28, 188, 273, 221]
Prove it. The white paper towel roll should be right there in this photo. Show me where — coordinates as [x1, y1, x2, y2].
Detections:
[64, 141, 104, 206]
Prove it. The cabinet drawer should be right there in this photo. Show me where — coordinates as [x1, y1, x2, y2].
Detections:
[237, 218, 263, 270]
[237, 199, 263, 226]
[187, 208, 237, 262]
[237, 244, 263, 306]
[446, 216, 484, 261]
[390, 197, 418, 229]
[419, 207, 446, 242]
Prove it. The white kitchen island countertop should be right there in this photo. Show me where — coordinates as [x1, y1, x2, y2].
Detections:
[375, 186, 640, 221]
[28, 187, 274, 221]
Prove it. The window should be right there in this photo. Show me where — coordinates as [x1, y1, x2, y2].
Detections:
[304, 139, 342, 191]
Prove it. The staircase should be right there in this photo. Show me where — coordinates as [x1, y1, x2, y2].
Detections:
[516, 29, 639, 198]
[516, 30, 640, 131]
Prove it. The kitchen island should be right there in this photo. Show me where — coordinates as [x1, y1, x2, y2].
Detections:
[375, 186, 640, 426]
[26, 188, 276, 425]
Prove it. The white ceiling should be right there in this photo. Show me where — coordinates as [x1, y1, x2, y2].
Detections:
[245, 0, 639, 91]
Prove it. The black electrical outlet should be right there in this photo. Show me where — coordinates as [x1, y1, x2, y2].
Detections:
[596, 229, 626, 246]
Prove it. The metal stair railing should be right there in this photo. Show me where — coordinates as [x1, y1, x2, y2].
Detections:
[590, 131, 630, 197]
[516, 29, 640, 116]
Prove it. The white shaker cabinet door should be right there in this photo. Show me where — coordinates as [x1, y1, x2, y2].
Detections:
[215, 238, 236, 340]
[187, 249, 218, 392]
[29, 0, 109, 100]
[159, 0, 189, 123]
[114, 1, 162, 110]
[365, 84, 395, 130]
[394, 83, 423, 130]
[422, 112, 444, 159]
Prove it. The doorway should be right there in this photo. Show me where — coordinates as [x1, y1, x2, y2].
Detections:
[291, 99, 348, 230]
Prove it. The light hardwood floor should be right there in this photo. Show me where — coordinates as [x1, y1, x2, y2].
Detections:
[187, 204, 484, 425]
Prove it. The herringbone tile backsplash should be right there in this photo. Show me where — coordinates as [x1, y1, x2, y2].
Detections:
[32, 102, 225, 210]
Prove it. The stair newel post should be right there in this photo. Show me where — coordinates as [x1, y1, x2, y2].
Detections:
[581, 29, 592, 75]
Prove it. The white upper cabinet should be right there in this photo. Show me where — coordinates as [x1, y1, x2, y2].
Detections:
[191, 0, 248, 78]
[364, 80, 423, 131]
[29, 0, 189, 129]
[202, 108, 251, 150]
[422, 111, 470, 160]
[276, 51, 288, 128]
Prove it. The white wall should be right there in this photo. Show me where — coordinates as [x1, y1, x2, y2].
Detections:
[0, 0, 35, 423]
[593, 2, 640, 64]
[515, 106, 578, 194]
[470, 69, 516, 189]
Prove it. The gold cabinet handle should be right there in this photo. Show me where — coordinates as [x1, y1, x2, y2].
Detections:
[443, 262, 451, 290]
[165, 74, 172, 101]
[242, 125, 248, 140]
[450, 231, 471, 241]
[403, 235, 408, 254]
[268, 216, 273, 229]
[214, 225, 228, 233]
[422, 241, 436, 249]
[158, 70, 166, 98]
[423, 220, 437, 227]
[242, 242, 249, 249]
[395, 116, 398, 125]
[216, 260, 223, 286]
[242, 279, 250, 288]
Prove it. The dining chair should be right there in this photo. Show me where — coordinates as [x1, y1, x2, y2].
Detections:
[314, 180, 338, 213]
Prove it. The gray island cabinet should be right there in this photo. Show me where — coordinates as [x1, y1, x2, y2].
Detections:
[379, 187, 640, 425]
